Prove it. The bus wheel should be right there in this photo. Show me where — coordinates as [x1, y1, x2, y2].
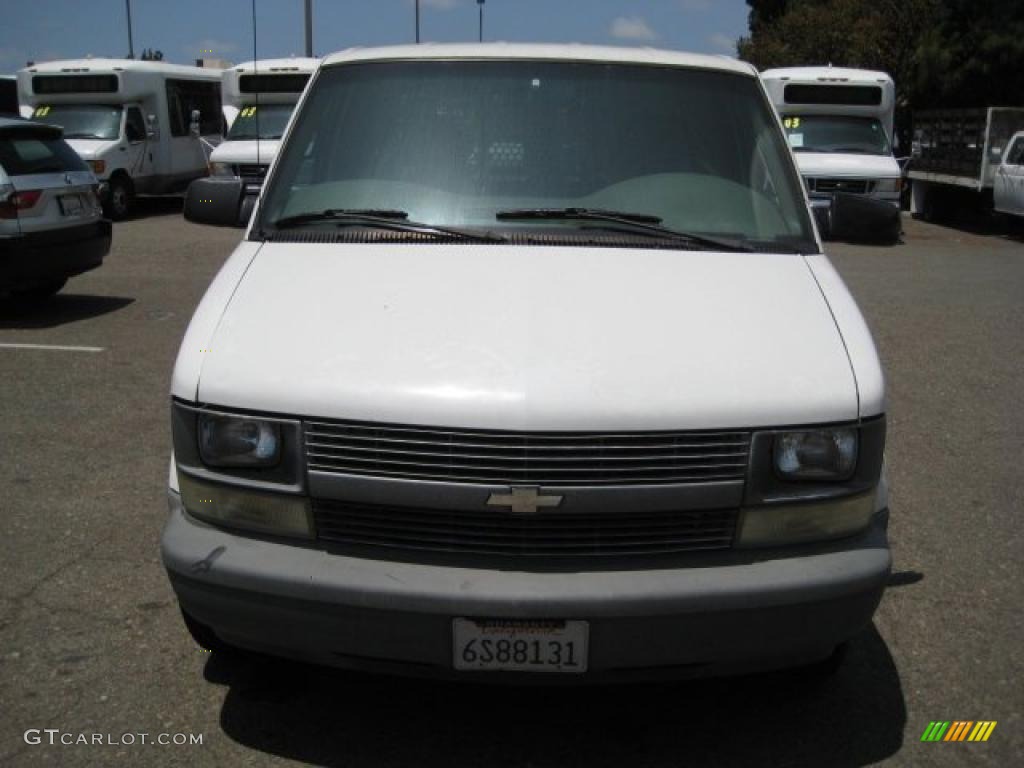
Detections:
[105, 175, 134, 220]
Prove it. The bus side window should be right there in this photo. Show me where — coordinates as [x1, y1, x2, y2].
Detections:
[126, 107, 146, 142]
[165, 79, 222, 137]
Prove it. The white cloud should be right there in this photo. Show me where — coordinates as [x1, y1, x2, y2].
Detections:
[610, 16, 658, 42]
[680, 0, 712, 10]
[185, 38, 239, 59]
[708, 34, 736, 54]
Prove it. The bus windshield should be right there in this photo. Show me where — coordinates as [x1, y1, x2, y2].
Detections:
[783, 115, 891, 156]
[31, 104, 122, 140]
[227, 104, 295, 140]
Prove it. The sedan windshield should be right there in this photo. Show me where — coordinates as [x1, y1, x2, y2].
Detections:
[227, 103, 295, 140]
[260, 60, 815, 249]
[31, 104, 122, 140]
[784, 115, 891, 156]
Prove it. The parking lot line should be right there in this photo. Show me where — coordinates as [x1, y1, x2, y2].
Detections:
[0, 342, 105, 352]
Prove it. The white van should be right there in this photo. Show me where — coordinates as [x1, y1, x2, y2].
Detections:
[210, 58, 317, 191]
[17, 59, 222, 218]
[761, 67, 902, 221]
[167, 44, 891, 682]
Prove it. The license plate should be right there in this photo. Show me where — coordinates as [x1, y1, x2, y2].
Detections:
[453, 618, 588, 673]
[59, 194, 83, 216]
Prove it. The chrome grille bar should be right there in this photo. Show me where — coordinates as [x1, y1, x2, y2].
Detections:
[305, 420, 751, 487]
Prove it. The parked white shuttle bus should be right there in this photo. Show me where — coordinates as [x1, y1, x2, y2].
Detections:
[761, 68, 902, 223]
[210, 58, 317, 196]
[17, 59, 222, 218]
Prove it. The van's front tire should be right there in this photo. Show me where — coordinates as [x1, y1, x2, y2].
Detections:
[12, 278, 67, 301]
[180, 609, 240, 657]
[790, 642, 849, 683]
[105, 175, 133, 220]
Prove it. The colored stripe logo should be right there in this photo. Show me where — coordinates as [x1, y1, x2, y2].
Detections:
[921, 721, 997, 742]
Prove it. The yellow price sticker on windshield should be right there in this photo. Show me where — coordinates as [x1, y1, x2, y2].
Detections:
[241, 106, 257, 117]
[34, 106, 51, 117]
[783, 117, 801, 129]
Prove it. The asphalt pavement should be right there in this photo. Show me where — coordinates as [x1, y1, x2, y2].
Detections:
[0, 202, 1021, 767]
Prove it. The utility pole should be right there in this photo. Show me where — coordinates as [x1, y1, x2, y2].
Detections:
[304, 0, 313, 57]
[415, 0, 420, 43]
[125, 0, 135, 59]
[477, 0, 485, 43]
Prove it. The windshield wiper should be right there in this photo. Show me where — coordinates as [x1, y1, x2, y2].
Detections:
[62, 133, 108, 140]
[269, 209, 508, 243]
[495, 207, 753, 252]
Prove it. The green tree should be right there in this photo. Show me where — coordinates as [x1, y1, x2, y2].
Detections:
[737, 0, 1024, 109]
[912, 0, 1024, 107]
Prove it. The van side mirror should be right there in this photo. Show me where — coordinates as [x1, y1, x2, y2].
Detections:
[147, 113, 158, 139]
[184, 178, 246, 227]
[189, 109, 201, 137]
[827, 192, 901, 244]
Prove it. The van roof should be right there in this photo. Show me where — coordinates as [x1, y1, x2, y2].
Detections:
[20, 58, 222, 79]
[228, 58, 320, 74]
[760, 66, 893, 84]
[321, 43, 756, 77]
[0, 115, 61, 136]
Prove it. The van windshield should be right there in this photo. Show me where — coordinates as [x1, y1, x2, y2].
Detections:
[260, 60, 815, 250]
[783, 115, 891, 155]
[227, 103, 295, 140]
[31, 104, 122, 141]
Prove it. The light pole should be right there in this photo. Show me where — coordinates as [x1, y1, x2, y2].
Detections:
[415, 0, 420, 43]
[125, 0, 135, 59]
[304, 0, 313, 56]
[477, 0, 485, 43]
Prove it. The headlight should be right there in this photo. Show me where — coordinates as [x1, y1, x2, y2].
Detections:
[774, 428, 857, 481]
[87, 159, 106, 175]
[873, 178, 901, 194]
[209, 161, 235, 177]
[198, 413, 280, 468]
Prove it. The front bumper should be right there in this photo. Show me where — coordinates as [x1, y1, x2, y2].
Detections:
[809, 194, 900, 211]
[162, 498, 890, 682]
[0, 219, 111, 291]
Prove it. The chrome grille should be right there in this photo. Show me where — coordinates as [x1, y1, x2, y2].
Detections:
[313, 500, 738, 557]
[810, 177, 872, 194]
[304, 421, 751, 486]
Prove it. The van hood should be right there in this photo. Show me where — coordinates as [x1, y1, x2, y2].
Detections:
[196, 244, 859, 431]
[65, 139, 120, 161]
[793, 151, 900, 179]
[209, 139, 281, 166]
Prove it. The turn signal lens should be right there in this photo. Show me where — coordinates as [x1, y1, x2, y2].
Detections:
[737, 492, 876, 546]
[177, 472, 312, 538]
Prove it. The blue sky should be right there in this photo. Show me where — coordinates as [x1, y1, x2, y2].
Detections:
[1, 1, 750, 73]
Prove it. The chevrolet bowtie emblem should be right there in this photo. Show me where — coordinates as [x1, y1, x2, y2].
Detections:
[487, 486, 564, 514]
